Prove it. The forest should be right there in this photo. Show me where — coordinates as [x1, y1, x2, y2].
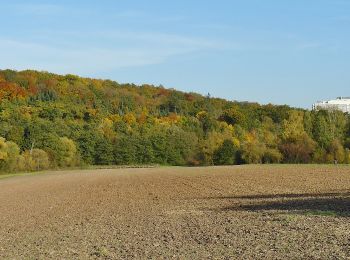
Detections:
[0, 69, 349, 173]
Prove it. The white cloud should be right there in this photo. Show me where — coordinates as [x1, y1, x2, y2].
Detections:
[0, 30, 232, 75]
[0, 3, 235, 74]
[296, 42, 322, 50]
[10, 3, 64, 15]
[0, 39, 159, 73]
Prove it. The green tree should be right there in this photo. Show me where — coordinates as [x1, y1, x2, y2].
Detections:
[213, 139, 237, 165]
[94, 136, 114, 165]
[114, 135, 138, 165]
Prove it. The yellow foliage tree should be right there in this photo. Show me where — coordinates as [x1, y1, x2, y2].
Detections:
[0, 137, 21, 172]
[282, 111, 305, 141]
[99, 118, 117, 141]
[22, 149, 50, 171]
[60, 137, 79, 167]
[123, 112, 137, 125]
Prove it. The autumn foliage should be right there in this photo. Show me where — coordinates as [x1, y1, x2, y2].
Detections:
[0, 69, 349, 173]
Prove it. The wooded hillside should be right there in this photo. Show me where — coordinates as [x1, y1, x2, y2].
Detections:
[0, 69, 349, 172]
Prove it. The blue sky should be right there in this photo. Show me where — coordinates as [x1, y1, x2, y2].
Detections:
[1, 0, 349, 108]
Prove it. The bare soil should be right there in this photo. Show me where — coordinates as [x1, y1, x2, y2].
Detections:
[0, 165, 350, 259]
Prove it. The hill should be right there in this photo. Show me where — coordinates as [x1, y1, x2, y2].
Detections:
[0, 69, 349, 172]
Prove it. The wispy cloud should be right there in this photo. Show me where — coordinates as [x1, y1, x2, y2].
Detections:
[7, 2, 92, 17]
[0, 3, 236, 74]
[0, 38, 165, 73]
[109, 10, 186, 23]
[8, 3, 184, 23]
[9, 3, 65, 15]
[0, 29, 232, 75]
[331, 15, 350, 22]
[296, 42, 322, 50]
[46, 29, 232, 50]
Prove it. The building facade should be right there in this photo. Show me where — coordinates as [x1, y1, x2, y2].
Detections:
[312, 97, 350, 113]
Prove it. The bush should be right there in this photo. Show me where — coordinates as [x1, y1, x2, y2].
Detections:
[279, 134, 316, 163]
[262, 148, 283, 163]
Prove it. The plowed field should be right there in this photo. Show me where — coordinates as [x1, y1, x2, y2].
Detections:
[1, 165, 350, 259]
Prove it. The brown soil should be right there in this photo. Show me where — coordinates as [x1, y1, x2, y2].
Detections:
[0, 165, 350, 259]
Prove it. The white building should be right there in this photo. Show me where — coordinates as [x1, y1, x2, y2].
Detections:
[312, 97, 350, 113]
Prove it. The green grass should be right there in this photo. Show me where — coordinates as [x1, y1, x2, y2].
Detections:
[91, 246, 110, 258]
[282, 214, 299, 222]
[0, 164, 160, 181]
[0, 171, 45, 180]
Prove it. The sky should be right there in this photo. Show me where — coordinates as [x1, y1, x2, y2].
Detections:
[0, 0, 349, 108]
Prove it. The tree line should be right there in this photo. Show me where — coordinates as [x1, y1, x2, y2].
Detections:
[0, 69, 349, 173]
